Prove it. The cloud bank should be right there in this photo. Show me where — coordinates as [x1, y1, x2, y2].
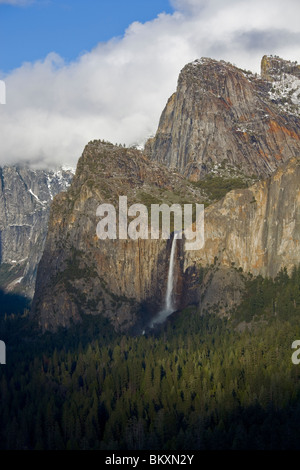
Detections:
[1, 0, 300, 168]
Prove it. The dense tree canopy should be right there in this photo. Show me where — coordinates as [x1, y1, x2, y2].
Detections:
[1, 266, 300, 449]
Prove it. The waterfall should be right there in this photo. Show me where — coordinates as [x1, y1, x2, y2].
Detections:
[165, 231, 179, 313]
[149, 232, 179, 328]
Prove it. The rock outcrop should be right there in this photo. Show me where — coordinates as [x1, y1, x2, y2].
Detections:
[261, 55, 300, 81]
[262, 55, 300, 117]
[0, 166, 73, 298]
[145, 57, 300, 181]
[32, 141, 204, 332]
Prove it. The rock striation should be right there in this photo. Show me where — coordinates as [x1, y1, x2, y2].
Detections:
[145, 57, 300, 181]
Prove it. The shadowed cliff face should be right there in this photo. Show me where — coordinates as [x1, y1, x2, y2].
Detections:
[145, 57, 300, 181]
[32, 141, 204, 332]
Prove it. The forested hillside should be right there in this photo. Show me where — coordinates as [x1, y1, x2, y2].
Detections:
[1, 266, 300, 450]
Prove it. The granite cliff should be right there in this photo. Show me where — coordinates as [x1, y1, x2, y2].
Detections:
[32, 56, 300, 332]
[32, 141, 204, 332]
[0, 166, 73, 299]
[145, 56, 300, 181]
[185, 156, 300, 279]
[183, 157, 300, 315]
[32, 148, 300, 332]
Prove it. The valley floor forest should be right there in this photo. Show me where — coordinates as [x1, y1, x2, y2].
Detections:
[1, 265, 300, 450]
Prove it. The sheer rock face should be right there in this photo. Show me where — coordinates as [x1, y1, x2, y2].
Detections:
[0, 166, 73, 298]
[32, 144, 300, 332]
[145, 57, 300, 181]
[31, 141, 204, 332]
[184, 157, 300, 280]
[32, 56, 300, 332]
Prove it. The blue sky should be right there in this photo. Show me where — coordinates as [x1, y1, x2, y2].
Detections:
[0, 0, 300, 168]
[0, 0, 174, 73]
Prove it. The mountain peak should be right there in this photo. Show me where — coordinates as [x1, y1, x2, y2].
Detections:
[145, 55, 300, 181]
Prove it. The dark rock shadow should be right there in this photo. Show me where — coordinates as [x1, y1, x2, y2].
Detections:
[0, 289, 31, 315]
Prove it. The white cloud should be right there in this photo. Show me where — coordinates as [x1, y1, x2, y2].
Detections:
[1, 0, 300, 168]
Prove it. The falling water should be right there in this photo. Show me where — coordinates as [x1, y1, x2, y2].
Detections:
[149, 232, 179, 328]
[165, 231, 179, 313]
